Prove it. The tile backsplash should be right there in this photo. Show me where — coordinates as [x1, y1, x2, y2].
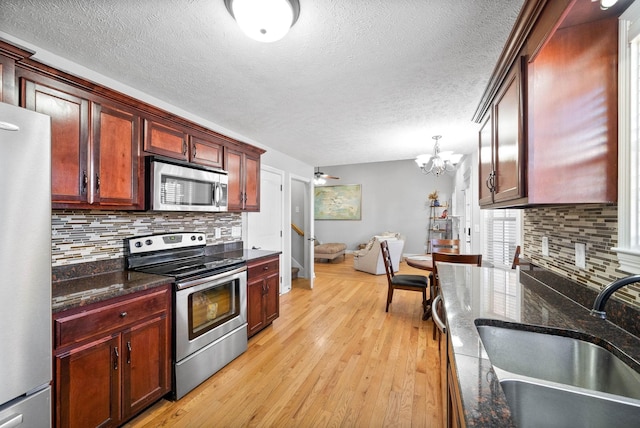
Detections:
[523, 204, 640, 308]
[52, 210, 242, 266]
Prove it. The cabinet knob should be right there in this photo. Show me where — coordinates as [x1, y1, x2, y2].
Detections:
[263, 266, 269, 270]
[120, 312, 127, 318]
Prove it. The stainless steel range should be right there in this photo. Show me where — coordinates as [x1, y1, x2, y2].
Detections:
[126, 232, 247, 400]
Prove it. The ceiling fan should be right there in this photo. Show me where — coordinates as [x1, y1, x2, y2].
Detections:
[314, 167, 339, 185]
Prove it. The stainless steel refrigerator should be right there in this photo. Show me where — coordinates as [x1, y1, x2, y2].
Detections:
[0, 102, 52, 427]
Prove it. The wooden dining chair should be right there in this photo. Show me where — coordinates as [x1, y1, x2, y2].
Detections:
[431, 252, 482, 340]
[380, 240, 430, 320]
[430, 239, 460, 254]
[511, 245, 521, 269]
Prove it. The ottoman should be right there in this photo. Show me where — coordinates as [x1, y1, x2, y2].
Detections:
[314, 242, 347, 262]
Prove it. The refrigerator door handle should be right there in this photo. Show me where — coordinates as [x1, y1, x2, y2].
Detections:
[0, 413, 24, 428]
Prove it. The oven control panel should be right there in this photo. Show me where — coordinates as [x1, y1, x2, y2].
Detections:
[127, 232, 206, 254]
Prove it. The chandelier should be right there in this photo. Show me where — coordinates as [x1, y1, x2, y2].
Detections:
[415, 135, 462, 177]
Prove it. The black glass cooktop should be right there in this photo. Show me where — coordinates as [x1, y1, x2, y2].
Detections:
[134, 255, 245, 280]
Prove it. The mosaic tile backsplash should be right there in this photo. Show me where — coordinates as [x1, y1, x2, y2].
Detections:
[523, 204, 640, 308]
[52, 210, 242, 266]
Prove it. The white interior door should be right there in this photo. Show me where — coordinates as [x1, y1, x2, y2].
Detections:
[247, 166, 285, 292]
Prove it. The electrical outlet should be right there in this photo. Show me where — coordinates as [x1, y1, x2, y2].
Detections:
[575, 243, 586, 269]
[215, 227, 221, 239]
[231, 226, 241, 237]
[542, 236, 549, 257]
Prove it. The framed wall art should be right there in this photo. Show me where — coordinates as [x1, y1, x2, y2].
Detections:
[314, 184, 362, 220]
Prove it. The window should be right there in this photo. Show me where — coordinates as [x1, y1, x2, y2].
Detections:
[482, 209, 521, 269]
[615, 1, 640, 273]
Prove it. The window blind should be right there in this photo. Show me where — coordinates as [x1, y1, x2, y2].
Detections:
[482, 209, 520, 269]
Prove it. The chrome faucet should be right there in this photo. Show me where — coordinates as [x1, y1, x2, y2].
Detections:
[590, 274, 640, 319]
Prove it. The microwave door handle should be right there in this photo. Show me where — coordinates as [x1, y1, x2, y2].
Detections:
[214, 183, 220, 207]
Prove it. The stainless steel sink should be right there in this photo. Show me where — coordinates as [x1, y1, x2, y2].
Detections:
[476, 324, 640, 399]
[500, 379, 640, 428]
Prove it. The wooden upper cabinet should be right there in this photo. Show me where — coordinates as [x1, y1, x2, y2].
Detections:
[20, 75, 144, 210]
[143, 119, 189, 161]
[191, 135, 224, 169]
[478, 58, 526, 207]
[225, 146, 261, 212]
[475, 0, 621, 207]
[92, 103, 142, 208]
[0, 41, 33, 105]
[493, 62, 525, 204]
[243, 152, 260, 211]
[225, 146, 244, 211]
[478, 112, 494, 206]
[528, 17, 618, 204]
[22, 78, 91, 205]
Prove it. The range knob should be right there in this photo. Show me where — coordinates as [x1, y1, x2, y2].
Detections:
[134, 241, 142, 248]
[191, 235, 197, 241]
[198, 235, 204, 241]
[145, 239, 153, 246]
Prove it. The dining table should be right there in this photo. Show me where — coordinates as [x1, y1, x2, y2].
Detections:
[405, 254, 434, 272]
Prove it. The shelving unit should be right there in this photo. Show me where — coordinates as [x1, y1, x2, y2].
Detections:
[427, 203, 452, 253]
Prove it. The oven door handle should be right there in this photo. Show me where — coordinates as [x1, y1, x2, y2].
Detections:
[176, 265, 247, 289]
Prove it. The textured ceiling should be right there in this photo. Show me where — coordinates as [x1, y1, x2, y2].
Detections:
[0, 0, 524, 167]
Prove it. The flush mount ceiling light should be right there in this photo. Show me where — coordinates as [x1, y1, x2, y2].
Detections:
[415, 135, 463, 177]
[224, 0, 300, 43]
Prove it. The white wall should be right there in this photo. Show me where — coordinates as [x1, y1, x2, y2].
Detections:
[314, 160, 455, 254]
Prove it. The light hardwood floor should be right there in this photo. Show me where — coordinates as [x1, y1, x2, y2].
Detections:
[124, 255, 443, 427]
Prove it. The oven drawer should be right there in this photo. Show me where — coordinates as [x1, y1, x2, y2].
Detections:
[54, 286, 170, 349]
[248, 258, 279, 279]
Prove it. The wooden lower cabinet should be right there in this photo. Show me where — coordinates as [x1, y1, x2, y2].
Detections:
[53, 285, 171, 428]
[247, 255, 280, 338]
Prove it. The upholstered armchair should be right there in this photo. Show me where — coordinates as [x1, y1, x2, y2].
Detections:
[353, 233, 405, 275]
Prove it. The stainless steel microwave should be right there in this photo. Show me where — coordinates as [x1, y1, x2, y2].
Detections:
[146, 156, 228, 212]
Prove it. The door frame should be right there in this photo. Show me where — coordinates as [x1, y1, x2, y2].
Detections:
[290, 173, 315, 289]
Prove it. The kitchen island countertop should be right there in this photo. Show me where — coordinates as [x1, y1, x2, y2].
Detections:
[437, 263, 640, 427]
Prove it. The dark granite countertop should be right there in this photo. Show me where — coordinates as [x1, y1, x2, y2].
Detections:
[218, 248, 282, 263]
[437, 264, 640, 427]
[52, 270, 171, 314]
[52, 248, 281, 314]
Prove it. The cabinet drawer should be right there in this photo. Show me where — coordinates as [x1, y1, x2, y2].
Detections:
[248, 258, 279, 279]
[54, 287, 169, 349]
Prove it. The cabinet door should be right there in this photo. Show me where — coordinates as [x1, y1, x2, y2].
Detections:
[493, 63, 525, 203]
[22, 78, 90, 205]
[55, 335, 121, 428]
[528, 18, 617, 203]
[144, 119, 188, 161]
[191, 135, 224, 169]
[264, 270, 280, 325]
[122, 314, 170, 420]
[225, 146, 244, 211]
[478, 112, 494, 206]
[247, 277, 266, 337]
[92, 103, 143, 209]
[243, 152, 261, 212]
